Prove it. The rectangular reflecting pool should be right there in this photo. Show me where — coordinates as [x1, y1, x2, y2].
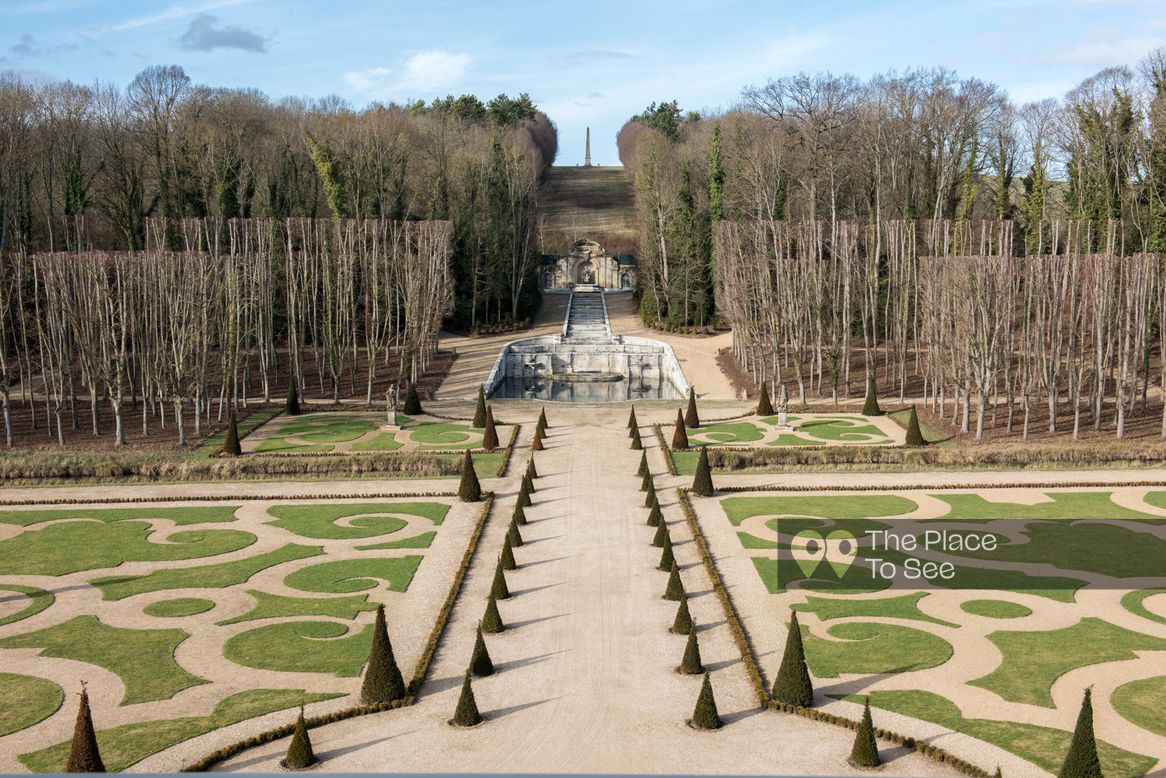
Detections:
[489, 376, 684, 403]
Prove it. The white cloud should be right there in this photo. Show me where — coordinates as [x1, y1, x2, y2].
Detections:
[101, 0, 256, 33]
[1041, 37, 1166, 67]
[342, 49, 470, 99]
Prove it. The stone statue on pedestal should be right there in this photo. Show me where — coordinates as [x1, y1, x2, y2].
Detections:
[776, 384, 791, 429]
[383, 385, 400, 431]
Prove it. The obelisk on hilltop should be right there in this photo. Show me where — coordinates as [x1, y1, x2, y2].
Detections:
[585, 127, 592, 167]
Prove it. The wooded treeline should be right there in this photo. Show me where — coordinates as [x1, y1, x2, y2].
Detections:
[715, 217, 1164, 440]
[0, 66, 556, 329]
[0, 217, 452, 448]
[618, 51, 1166, 330]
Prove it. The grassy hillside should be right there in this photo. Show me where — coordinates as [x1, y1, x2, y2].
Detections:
[539, 166, 637, 252]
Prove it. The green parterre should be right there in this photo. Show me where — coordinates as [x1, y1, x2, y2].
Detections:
[0, 496, 464, 772]
[708, 487, 1166, 775]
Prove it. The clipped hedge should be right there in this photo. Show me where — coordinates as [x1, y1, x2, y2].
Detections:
[0, 491, 457, 507]
[495, 425, 521, 478]
[652, 425, 679, 476]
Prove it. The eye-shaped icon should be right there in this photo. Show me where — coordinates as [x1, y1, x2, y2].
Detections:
[790, 529, 857, 578]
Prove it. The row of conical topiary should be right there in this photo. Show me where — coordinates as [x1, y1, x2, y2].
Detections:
[754, 378, 926, 446]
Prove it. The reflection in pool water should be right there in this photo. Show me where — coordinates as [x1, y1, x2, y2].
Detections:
[490, 376, 684, 403]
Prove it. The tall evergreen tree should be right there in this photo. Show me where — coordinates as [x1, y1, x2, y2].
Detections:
[458, 450, 481, 502]
[849, 698, 880, 768]
[692, 446, 714, 496]
[65, 684, 105, 773]
[678, 629, 704, 674]
[361, 605, 406, 704]
[690, 672, 722, 730]
[470, 624, 495, 677]
[472, 386, 487, 428]
[221, 411, 241, 456]
[685, 387, 700, 428]
[672, 408, 690, 448]
[452, 672, 482, 727]
[282, 707, 316, 769]
[1059, 689, 1103, 778]
[757, 382, 774, 416]
[772, 610, 814, 707]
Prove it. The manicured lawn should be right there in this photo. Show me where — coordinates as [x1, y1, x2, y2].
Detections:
[351, 432, 404, 452]
[283, 556, 423, 594]
[971, 617, 1166, 707]
[794, 593, 957, 627]
[935, 492, 1161, 522]
[270, 416, 377, 443]
[0, 673, 63, 736]
[19, 688, 340, 773]
[357, 531, 437, 550]
[781, 417, 892, 443]
[0, 506, 239, 527]
[253, 438, 334, 453]
[143, 598, 217, 618]
[267, 501, 448, 540]
[1120, 588, 1166, 626]
[93, 544, 323, 601]
[846, 689, 1156, 777]
[803, 621, 953, 678]
[0, 522, 255, 576]
[0, 616, 206, 705]
[887, 408, 947, 444]
[216, 590, 377, 626]
[688, 422, 765, 446]
[751, 556, 891, 595]
[224, 621, 373, 676]
[0, 584, 54, 627]
[1111, 675, 1166, 737]
[959, 599, 1032, 619]
[721, 495, 917, 525]
[411, 422, 482, 449]
[193, 408, 283, 459]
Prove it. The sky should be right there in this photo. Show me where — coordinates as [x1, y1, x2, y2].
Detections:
[3, 0, 1166, 165]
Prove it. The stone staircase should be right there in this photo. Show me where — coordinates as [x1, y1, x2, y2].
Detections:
[563, 288, 612, 341]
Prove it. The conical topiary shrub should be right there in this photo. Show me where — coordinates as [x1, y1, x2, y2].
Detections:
[692, 446, 714, 496]
[472, 386, 487, 428]
[451, 671, 482, 727]
[640, 469, 653, 492]
[757, 382, 774, 416]
[678, 629, 704, 674]
[507, 518, 524, 548]
[630, 426, 643, 451]
[647, 502, 663, 527]
[222, 411, 242, 456]
[664, 560, 684, 601]
[652, 521, 669, 548]
[66, 684, 105, 773]
[403, 383, 423, 415]
[458, 450, 481, 502]
[482, 591, 504, 633]
[644, 484, 657, 508]
[512, 501, 528, 526]
[285, 380, 301, 416]
[500, 535, 517, 570]
[658, 533, 675, 571]
[491, 558, 510, 600]
[637, 451, 648, 478]
[1059, 689, 1102, 778]
[527, 457, 538, 479]
[862, 373, 883, 416]
[685, 387, 700, 428]
[772, 609, 814, 707]
[518, 479, 532, 508]
[672, 408, 689, 448]
[361, 605, 406, 704]
[532, 430, 545, 451]
[470, 624, 494, 677]
[627, 406, 638, 431]
[282, 707, 316, 769]
[672, 591, 693, 634]
[537, 407, 548, 432]
[905, 406, 925, 446]
[482, 406, 499, 451]
[849, 698, 880, 767]
[690, 672, 722, 730]
[522, 469, 536, 494]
